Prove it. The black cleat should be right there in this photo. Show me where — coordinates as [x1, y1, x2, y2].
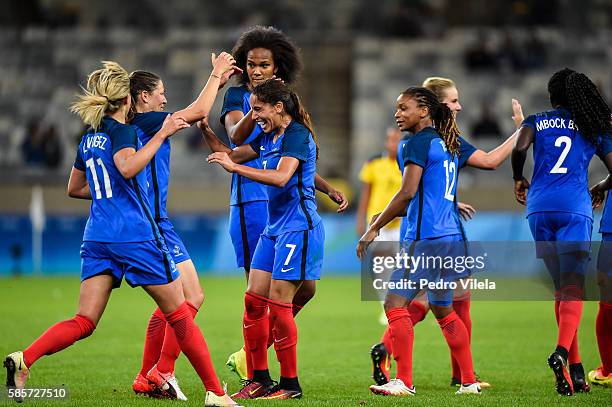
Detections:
[548, 351, 574, 396]
[450, 377, 461, 387]
[569, 363, 590, 393]
[370, 343, 390, 386]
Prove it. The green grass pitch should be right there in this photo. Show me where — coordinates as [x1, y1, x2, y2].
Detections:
[0, 276, 609, 406]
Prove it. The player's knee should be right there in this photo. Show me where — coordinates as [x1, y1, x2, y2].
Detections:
[244, 291, 269, 319]
[383, 296, 406, 313]
[597, 271, 612, 303]
[186, 288, 205, 309]
[430, 304, 452, 319]
[74, 314, 96, 339]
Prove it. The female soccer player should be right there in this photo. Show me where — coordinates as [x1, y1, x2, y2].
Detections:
[3, 61, 241, 407]
[204, 79, 324, 399]
[220, 25, 347, 381]
[512, 68, 612, 396]
[358, 86, 481, 396]
[590, 158, 612, 387]
[128, 52, 240, 399]
[372, 76, 523, 388]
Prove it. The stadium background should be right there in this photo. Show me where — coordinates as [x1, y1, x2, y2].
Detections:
[1, 0, 610, 276]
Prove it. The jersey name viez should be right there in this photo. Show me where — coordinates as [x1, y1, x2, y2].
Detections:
[82, 134, 109, 153]
[536, 118, 577, 132]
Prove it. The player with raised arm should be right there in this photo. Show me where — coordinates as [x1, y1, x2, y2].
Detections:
[359, 87, 481, 397]
[3, 61, 241, 407]
[128, 52, 240, 400]
[204, 79, 324, 399]
[219, 25, 347, 382]
[371, 76, 523, 388]
[512, 68, 612, 396]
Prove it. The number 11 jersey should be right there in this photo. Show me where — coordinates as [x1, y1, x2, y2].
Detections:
[74, 116, 157, 242]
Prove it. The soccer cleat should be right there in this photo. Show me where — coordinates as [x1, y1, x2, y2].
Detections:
[588, 366, 612, 387]
[146, 364, 187, 400]
[456, 383, 482, 395]
[132, 373, 156, 394]
[204, 391, 243, 406]
[569, 363, 590, 393]
[231, 380, 275, 399]
[547, 351, 574, 396]
[451, 373, 491, 388]
[370, 343, 390, 386]
[369, 378, 416, 396]
[261, 385, 303, 400]
[5, 351, 30, 403]
[226, 348, 248, 382]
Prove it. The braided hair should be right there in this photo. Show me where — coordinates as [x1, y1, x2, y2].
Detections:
[252, 79, 319, 159]
[402, 87, 461, 156]
[548, 68, 612, 143]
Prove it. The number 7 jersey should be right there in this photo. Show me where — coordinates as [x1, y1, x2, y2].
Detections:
[522, 108, 607, 219]
[73, 116, 158, 242]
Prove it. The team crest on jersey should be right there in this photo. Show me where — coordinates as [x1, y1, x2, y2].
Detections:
[173, 245, 183, 257]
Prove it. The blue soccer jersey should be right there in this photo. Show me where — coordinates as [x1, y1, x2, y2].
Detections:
[457, 136, 477, 169]
[397, 134, 410, 239]
[598, 136, 612, 233]
[402, 127, 461, 240]
[220, 85, 268, 205]
[74, 117, 158, 242]
[522, 108, 605, 219]
[249, 121, 321, 236]
[131, 111, 171, 220]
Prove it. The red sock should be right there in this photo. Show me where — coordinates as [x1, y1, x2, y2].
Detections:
[386, 307, 414, 387]
[556, 285, 583, 353]
[269, 300, 298, 378]
[407, 301, 428, 326]
[157, 301, 198, 374]
[139, 308, 166, 376]
[164, 302, 223, 396]
[451, 297, 471, 379]
[437, 312, 476, 385]
[244, 292, 270, 372]
[596, 302, 612, 375]
[554, 298, 581, 364]
[380, 327, 393, 358]
[23, 314, 95, 368]
[267, 303, 304, 349]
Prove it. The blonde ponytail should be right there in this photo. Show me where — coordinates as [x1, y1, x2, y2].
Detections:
[70, 61, 130, 130]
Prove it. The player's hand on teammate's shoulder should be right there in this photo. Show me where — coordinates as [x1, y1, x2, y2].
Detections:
[513, 177, 530, 206]
[161, 114, 190, 138]
[512, 98, 524, 129]
[457, 202, 476, 221]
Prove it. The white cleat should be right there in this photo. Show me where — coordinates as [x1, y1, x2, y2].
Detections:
[369, 378, 416, 396]
[4, 351, 30, 403]
[456, 382, 482, 395]
[204, 391, 243, 406]
[167, 375, 187, 401]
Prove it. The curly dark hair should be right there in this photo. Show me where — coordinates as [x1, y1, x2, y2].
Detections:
[232, 25, 302, 86]
[402, 87, 461, 156]
[548, 68, 612, 143]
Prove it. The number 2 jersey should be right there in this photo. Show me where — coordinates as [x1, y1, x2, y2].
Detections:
[402, 126, 461, 240]
[522, 108, 607, 219]
[74, 116, 158, 242]
[249, 120, 321, 236]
